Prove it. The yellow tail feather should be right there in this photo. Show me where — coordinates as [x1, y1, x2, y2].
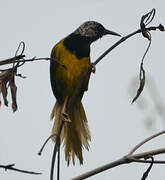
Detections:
[51, 101, 91, 165]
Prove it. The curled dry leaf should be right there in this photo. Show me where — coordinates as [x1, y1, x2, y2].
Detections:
[132, 67, 145, 104]
[140, 9, 156, 40]
[132, 9, 155, 104]
[0, 68, 18, 112]
[140, 21, 151, 41]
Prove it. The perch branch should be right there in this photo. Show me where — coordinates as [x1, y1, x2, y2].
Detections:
[94, 24, 164, 66]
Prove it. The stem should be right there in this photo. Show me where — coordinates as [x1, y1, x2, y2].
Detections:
[50, 121, 64, 180]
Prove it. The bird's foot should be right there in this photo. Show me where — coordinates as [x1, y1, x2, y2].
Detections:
[61, 112, 71, 122]
[61, 96, 71, 122]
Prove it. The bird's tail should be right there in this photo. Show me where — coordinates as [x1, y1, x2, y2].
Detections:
[51, 101, 91, 165]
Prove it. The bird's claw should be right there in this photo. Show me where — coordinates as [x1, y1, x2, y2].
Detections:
[61, 112, 71, 122]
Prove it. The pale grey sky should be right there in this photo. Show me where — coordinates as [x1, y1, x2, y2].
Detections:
[0, 0, 165, 180]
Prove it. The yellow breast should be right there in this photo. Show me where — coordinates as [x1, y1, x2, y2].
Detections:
[52, 39, 90, 97]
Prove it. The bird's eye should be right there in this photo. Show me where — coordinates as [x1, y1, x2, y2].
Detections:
[97, 25, 105, 32]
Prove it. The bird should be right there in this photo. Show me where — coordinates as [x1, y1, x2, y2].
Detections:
[50, 21, 121, 165]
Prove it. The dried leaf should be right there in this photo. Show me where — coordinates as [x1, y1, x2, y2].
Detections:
[0, 81, 2, 107]
[2, 81, 8, 106]
[0, 42, 26, 112]
[132, 67, 145, 104]
[140, 21, 151, 40]
[133, 10, 154, 104]
[9, 75, 17, 112]
[0, 68, 18, 112]
[144, 9, 155, 25]
[140, 9, 155, 40]
[0, 70, 11, 107]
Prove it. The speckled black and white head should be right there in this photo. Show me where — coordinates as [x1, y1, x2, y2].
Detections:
[63, 21, 121, 59]
[73, 21, 121, 42]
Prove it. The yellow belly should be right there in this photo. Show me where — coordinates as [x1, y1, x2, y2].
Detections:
[52, 39, 90, 97]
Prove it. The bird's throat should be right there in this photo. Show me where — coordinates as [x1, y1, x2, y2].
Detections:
[63, 34, 91, 59]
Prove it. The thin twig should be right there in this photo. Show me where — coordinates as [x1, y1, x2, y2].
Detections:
[50, 121, 64, 180]
[57, 139, 61, 180]
[129, 130, 165, 155]
[0, 164, 41, 175]
[0, 55, 25, 66]
[38, 133, 58, 156]
[0, 56, 67, 69]
[93, 24, 164, 66]
[15, 41, 25, 57]
[141, 156, 154, 180]
[22, 58, 67, 69]
[130, 159, 165, 164]
[14, 41, 25, 68]
[132, 147, 165, 159]
[140, 32, 151, 66]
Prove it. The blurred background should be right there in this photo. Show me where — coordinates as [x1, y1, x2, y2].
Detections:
[0, 0, 165, 179]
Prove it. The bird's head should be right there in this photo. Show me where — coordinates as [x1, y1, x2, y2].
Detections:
[73, 21, 121, 43]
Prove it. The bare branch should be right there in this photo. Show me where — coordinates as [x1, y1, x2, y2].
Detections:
[38, 133, 58, 156]
[132, 148, 165, 159]
[131, 159, 165, 164]
[0, 56, 66, 69]
[71, 148, 165, 180]
[0, 163, 41, 175]
[0, 55, 25, 66]
[141, 156, 154, 180]
[72, 128, 165, 180]
[129, 130, 165, 155]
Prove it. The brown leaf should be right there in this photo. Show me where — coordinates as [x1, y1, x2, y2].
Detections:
[132, 67, 145, 104]
[9, 75, 17, 112]
[0, 81, 2, 107]
[2, 81, 8, 106]
[0, 70, 11, 107]
[0, 68, 18, 112]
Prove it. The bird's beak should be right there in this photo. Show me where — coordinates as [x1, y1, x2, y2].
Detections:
[104, 29, 121, 37]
